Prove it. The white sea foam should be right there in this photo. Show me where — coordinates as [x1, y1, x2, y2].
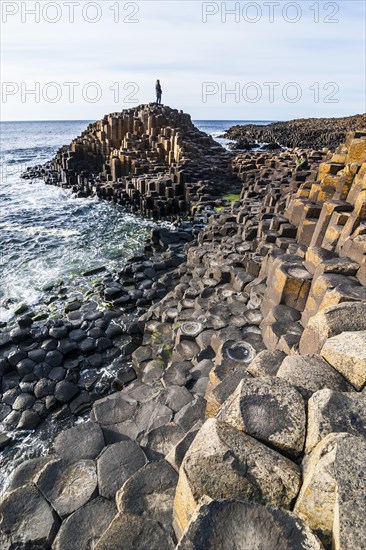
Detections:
[0, 223, 80, 238]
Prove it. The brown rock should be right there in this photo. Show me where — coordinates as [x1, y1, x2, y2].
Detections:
[299, 302, 366, 355]
[320, 331, 366, 390]
[173, 418, 301, 538]
[217, 377, 306, 456]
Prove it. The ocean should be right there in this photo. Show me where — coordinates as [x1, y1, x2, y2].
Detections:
[0, 119, 270, 324]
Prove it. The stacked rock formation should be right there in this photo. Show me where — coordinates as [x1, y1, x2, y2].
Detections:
[2, 123, 366, 549]
[22, 104, 234, 219]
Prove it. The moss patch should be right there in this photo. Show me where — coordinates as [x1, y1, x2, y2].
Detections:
[215, 193, 241, 211]
[222, 193, 241, 202]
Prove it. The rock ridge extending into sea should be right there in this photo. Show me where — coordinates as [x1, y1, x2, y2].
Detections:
[224, 113, 366, 151]
[1, 106, 366, 549]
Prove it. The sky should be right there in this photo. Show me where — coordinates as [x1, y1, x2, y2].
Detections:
[1, 0, 365, 121]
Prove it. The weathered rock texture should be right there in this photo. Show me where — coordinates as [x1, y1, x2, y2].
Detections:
[177, 499, 324, 550]
[22, 104, 234, 219]
[1, 114, 365, 549]
[224, 113, 366, 149]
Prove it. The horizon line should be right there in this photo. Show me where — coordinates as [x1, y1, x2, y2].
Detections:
[0, 118, 279, 123]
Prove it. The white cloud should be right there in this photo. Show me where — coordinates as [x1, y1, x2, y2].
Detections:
[1, 0, 365, 120]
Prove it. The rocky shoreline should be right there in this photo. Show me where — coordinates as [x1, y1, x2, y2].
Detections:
[224, 113, 366, 151]
[1, 107, 366, 549]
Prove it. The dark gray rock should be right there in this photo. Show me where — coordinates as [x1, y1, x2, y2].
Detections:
[41, 339, 57, 351]
[28, 348, 47, 363]
[65, 301, 82, 313]
[78, 369, 98, 390]
[48, 366, 66, 381]
[247, 349, 286, 378]
[134, 401, 173, 436]
[96, 337, 113, 352]
[3, 410, 22, 430]
[52, 496, 117, 550]
[87, 327, 105, 339]
[45, 350, 63, 367]
[105, 323, 123, 339]
[2, 387, 20, 406]
[0, 433, 11, 450]
[49, 326, 68, 339]
[17, 410, 42, 430]
[189, 359, 213, 381]
[91, 393, 137, 425]
[132, 345, 153, 366]
[57, 338, 79, 355]
[7, 457, 52, 492]
[34, 459, 98, 518]
[141, 360, 165, 385]
[205, 369, 251, 418]
[16, 358, 36, 377]
[125, 382, 161, 403]
[33, 400, 48, 419]
[68, 328, 86, 341]
[54, 422, 105, 462]
[79, 337, 96, 353]
[116, 460, 178, 531]
[69, 391, 92, 415]
[101, 418, 141, 445]
[83, 310, 103, 322]
[33, 362, 53, 378]
[0, 484, 60, 548]
[175, 396, 206, 432]
[0, 403, 12, 422]
[97, 440, 147, 499]
[176, 500, 323, 549]
[54, 380, 79, 403]
[0, 333, 11, 348]
[63, 356, 83, 370]
[8, 349, 27, 367]
[19, 377, 36, 392]
[158, 386, 193, 413]
[12, 393, 35, 411]
[34, 378, 56, 398]
[94, 514, 174, 550]
[114, 366, 137, 388]
[0, 358, 10, 377]
[87, 352, 103, 368]
[162, 362, 193, 387]
[2, 373, 21, 392]
[140, 424, 185, 460]
[10, 328, 31, 344]
[166, 422, 202, 472]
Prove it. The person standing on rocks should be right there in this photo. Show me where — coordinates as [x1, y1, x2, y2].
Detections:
[155, 80, 162, 105]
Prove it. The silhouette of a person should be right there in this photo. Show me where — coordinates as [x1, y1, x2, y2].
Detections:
[156, 80, 162, 105]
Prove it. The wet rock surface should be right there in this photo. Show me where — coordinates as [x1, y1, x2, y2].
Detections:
[1, 111, 365, 549]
